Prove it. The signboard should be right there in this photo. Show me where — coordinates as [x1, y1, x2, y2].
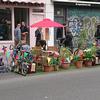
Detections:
[32, 9, 44, 13]
[76, 3, 91, 6]
[79, 0, 100, 2]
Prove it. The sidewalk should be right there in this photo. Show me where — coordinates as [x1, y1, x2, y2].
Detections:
[0, 72, 22, 80]
[0, 65, 100, 80]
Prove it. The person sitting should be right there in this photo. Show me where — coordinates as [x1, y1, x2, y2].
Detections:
[39, 40, 46, 50]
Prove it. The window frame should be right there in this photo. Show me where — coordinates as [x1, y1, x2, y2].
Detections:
[0, 6, 13, 43]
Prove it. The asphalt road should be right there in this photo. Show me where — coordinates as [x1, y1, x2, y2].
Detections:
[0, 67, 100, 100]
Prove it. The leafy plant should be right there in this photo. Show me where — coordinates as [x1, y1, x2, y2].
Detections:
[78, 29, 88, 48]
[84, 51, 93, 60]
[43, 51, 59, 67]
[73, 48, 84, 62]
[59, 47, 72, 63]
[73, 55, 80, 62]
[49, 57, 59, 66]
[84, 46, 96, 61]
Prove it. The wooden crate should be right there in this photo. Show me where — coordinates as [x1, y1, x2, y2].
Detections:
[47, 46, 58, 51]
[32, 46, 42, 56]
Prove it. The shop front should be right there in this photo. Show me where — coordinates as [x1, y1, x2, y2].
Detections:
[53, 0, 100, 47]
[0, 0, 45, 48]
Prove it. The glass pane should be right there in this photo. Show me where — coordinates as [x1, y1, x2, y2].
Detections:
[55, 8, 64, 16]
[0, 8, 12, 40]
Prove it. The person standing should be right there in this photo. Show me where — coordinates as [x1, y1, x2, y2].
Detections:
[14, 23, 21, 46]
[20, 21, 28, 44]
[94, 25, 100, 46]
[35, 27, 42, 46]
[95, 25, 100, 39]
[56, 27, 63, 40]
[64, 26, 73, 49]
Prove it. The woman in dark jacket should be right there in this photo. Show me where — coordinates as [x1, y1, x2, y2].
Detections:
[64, 26, 73, 49]
[20, 21, 28, 44]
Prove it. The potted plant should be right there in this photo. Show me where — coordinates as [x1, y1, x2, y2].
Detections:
[61, 58, 70, 69]
[43, 52, 55, 72]
[83, 46, 96, 67]
[73, 55, 83, 68]
[49, 57, 59, 71]
[43, 57, 54, 72]
[73, 48, 84, 68]
[59, 47, 72, 69]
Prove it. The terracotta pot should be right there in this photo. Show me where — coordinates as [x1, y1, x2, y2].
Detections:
[43, 65, 54, 72]
[84, 60, 93, 67]
[74, 61, 83, 68]
[61, 63, 70, 69]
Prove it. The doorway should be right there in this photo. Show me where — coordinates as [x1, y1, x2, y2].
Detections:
[14, 8, 30, 44]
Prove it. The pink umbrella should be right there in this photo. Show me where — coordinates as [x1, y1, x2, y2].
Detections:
[31, 18, 64, 28]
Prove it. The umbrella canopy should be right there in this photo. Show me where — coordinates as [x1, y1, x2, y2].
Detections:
[31, 18, 64, 28]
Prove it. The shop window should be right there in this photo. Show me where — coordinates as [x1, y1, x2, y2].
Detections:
[0, 8, 12, 41]
[54, 7, 65, 45]
[55, 8, 64, 16]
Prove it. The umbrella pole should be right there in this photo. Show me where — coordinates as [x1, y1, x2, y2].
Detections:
[63, 27, 65, 38]
[44, 28, 49, 50]
[46, 40, 48, 50]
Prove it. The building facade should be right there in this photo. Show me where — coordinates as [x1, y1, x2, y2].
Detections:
[1, 0, 99, 48]
[0, 0, 45, 48]
[52, 0, 100, 47]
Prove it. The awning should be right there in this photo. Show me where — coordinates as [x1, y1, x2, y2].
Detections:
[2, 0, 45, 3]
[1, 0, 45, 6]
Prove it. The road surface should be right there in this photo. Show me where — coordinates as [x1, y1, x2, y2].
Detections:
[0, 67, 100, 100]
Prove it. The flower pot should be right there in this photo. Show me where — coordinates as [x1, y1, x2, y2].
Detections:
[43, 65, 54, 72]
[84, 60, 93, 67]
[61, 63, 70, 69]
[74, 61, 83, 68]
